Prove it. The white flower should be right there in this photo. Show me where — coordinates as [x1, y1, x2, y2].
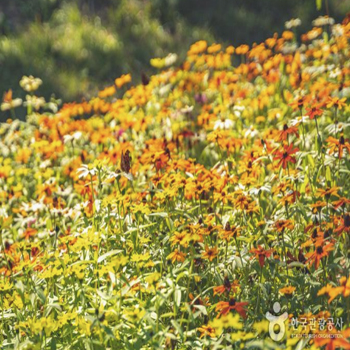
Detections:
[24, 95, 45, 110]
[233, 105, 245, 118]
[285, 18, 301, 29]
[164, 53, 177, 67]
[249, 185, 271, 196]
[244, 126, 259, 138]
[180, 105, 194, 114]
[214, 118, 234, 130]
[332, 24, 344, 37]
[40, 160, 51, 169]
[329, 68, 341, 79]
[19, 75, 42, 92]
[312, 16, 335, 27]
[325, 122, 349, 135]
[290, 116, 309, 126]
[77, 164, 97, 179]
[63, 131, 82, 144]
[1, 98, 22, 111]
[281, 43, 298, 55]
[107, 171, 121, 181]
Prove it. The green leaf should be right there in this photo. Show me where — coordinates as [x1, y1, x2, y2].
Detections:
[288, 262, 305, 268]
[316, 0, 322, 10]
[307, 154, 315, 168]
[101, 325, 116, 339]
[174, 289, 182, 308]
[37, 289, 46, 304]
[192, 304, 207, 315]
[97, 249, 122, 263]
[148, 212, 168, 217]
[171, 320, 183, 338]
[50, 338, 57, 350]
[326, 166, 332, 183]
[96, 289, 112, 301]
[300, 175, 308, 194]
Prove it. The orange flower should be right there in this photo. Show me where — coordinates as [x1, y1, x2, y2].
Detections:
[332, 197, 350, 210]
[98, 85, 116, 98]
[207, 43, 222, 54]
[289, 96, 309, 111]
[277, 124, 299, 141]
[202, 246, 218, 262]
[310, 201, 327, 214]
[23, 228, 38, 240]
[167, 249, 186, 264]
[197, 325, 216, 338]
[326, 96, 347, 110]
[215, 298, 249, 319]
[235, 45, 249, 55]
[326, 135, 350, 159]
[218, 223, 241, 241]
[213, 277, 239, 296]
[334, 214, 350, 234]
[316, 186, 340, 199]
[273, 144, 299, 169]
[115, 74, 132, 89]
[250, 246, 274, 268]
[306, 240, 334, 269]
[279, 286, 296, 295]
[274, 219, 294, 232]
[318, 276, 350, 303]
[314, 327, 350, 350]
[188, 40, 207, 55]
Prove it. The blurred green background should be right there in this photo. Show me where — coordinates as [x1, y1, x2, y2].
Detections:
[0, 0, 349, 105]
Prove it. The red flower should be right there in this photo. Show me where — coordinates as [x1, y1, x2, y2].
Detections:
[250, 245, 274, 267]
[213, 277, 239, 296]
[334, 214, 350, 235]
[277, 124, 299, 141]
[215, 298, 249, 319]
[273, 144, 299, 169]
[305, 105, 323, 120]
[326, 135, 350, 159]
[289, 96, 309, 111]
[306, 239, 334, 269]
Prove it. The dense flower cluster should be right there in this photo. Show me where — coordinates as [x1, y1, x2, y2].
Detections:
[0, 16, 350, 350]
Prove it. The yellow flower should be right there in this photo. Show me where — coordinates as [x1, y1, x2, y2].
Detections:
[198, 324, 216, 338]
[235, 45, 249, 55]
[226, 45, 235, 55]
[115, 74, 132, 88]
[98, 85, 116, 98]
[282, 30, 294, 40]
[145, 272, 161, 285]
[253, 319, 269, 334]
[123, 306, 145, 323]
[202, 246, 219, 262]
[75, 316, 92, 336]
[209, 313, 243, 336]
[207, 43, 222, 54]
[131, 252, 150, 262]
[188, 40, 207, 55]
[167, 249, 186, 263]
[0, 280, 13, 291]
[279, 286, 296, 295]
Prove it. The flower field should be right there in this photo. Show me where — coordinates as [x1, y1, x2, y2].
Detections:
[1, 16, 350, 350]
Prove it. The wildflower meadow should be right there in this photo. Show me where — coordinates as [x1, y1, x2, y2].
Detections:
[1, 14, 350, 350]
